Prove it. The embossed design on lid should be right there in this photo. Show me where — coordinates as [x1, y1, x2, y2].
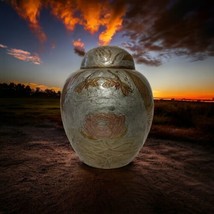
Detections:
[81, 46, 135, 69]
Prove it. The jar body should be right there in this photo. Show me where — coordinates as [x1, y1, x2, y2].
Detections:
[60, 68, 154, 169]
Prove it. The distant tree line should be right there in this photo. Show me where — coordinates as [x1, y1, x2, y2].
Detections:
[0, 83, 61, 98]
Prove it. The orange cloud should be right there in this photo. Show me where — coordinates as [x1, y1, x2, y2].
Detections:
[98, 3, 126, 45]
[23, 82, 61, 92]
[49, 0, 79, 31]
[7, 48, 41, 64]
[10, 0, 127, 45]
[76, 0, 105, 34]
[72, 38, 85, 56]
[11, 0, 46, 42]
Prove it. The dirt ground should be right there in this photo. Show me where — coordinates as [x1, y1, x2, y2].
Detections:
[0, 119, 213, 214]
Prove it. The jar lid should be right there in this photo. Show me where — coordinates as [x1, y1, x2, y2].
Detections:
[80, 46, 135, 69]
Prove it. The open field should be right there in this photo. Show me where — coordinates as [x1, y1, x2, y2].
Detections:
[0, 98, 213, 213]
[151, 100, 214, 143]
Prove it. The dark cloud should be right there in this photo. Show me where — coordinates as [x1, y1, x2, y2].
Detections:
[74, 47, 85, 57]
[123, 0, 214, 65]
[122, 42, 162, 66]
[72, 39, 85, 57]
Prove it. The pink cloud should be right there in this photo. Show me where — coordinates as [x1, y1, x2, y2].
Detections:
[0, 44, 7, 49]
[7, 48, 41, 65]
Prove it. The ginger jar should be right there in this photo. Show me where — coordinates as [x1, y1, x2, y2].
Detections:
[60, 46, 154, 169]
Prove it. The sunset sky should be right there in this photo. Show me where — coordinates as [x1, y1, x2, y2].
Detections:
[0, 0, 214, 99]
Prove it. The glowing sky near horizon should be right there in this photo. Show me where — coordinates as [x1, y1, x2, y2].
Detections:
[0, 0, 214, 99]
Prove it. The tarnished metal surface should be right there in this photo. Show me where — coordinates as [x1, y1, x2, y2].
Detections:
[61, 46, 154, 169]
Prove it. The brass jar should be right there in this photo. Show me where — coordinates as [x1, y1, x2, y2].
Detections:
[61, 46, 154, 169]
